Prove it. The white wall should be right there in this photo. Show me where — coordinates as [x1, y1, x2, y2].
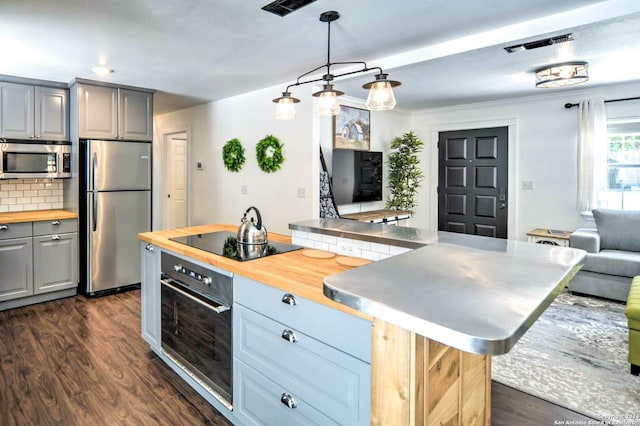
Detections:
[154, 84, 316, 235]
[409, 81, 640, 239]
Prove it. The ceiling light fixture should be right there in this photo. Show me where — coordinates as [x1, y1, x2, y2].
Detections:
[91, 66, 113, 76]
[272, 10, 401, 120]
[535, 62, 589, 88]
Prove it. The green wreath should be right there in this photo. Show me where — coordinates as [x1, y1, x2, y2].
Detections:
[256, 134, 284, 173]
[222, 138, 246, 172]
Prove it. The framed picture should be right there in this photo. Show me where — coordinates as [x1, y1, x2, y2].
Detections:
[333, 105, 370, 151]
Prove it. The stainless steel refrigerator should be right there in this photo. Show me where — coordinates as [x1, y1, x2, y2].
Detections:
[79, 140, 151, 295]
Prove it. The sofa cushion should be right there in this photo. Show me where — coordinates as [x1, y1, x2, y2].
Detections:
[593, 209, 640, 251]
[627, 276, 640, 330]
[582, 250, 640, 277]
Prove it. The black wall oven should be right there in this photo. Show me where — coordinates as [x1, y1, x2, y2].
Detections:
[160, 252, 233, 409]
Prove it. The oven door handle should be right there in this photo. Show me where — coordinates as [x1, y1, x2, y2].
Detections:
[160, 278, 231, 314]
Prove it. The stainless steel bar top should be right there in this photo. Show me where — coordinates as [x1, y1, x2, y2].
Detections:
[290, 218, 436, 249]
[323, 236, 586, 356]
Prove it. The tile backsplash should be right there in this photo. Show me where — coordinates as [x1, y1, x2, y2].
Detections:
[0, 178, 64, 213]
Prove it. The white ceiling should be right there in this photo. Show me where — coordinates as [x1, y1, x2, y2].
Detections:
[1, 0, 639, 114]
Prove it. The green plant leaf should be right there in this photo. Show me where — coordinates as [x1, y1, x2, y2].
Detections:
[222, 138, 246, 172]
[385, 130, 424, 213]
[256, 134, 284, 173]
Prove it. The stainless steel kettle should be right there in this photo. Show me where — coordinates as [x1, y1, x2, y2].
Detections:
[237, 206, 268, 259]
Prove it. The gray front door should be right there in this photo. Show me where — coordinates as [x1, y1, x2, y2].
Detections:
[438, 127, 508, 238]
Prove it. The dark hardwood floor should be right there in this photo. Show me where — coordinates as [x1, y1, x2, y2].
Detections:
[0, 290, 599, 425]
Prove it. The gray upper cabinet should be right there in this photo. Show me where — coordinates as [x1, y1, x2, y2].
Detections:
[78, 84, 152, 141]
[119, 89, 153, 141]
[35, 86, 70, 141]
[0, 82, 34, 139]
[0, 82, 69, 141]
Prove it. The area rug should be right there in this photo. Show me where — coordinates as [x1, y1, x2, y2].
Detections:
[492, 291, 640, 422]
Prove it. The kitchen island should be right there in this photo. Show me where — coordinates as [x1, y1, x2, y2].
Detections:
[139, 221, 585, 426]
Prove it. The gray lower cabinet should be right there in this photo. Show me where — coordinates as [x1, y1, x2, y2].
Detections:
[33, 232, 77, 294]
[0, 237, 34, 301]
[140, 242, 160, 349]
[233, 275, 372, 426]
[0, 219, 77, 305]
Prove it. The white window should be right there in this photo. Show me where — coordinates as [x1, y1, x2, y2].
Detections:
[599, 120, 640, 211]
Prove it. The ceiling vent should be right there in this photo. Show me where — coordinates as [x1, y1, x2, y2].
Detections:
[504, 33, 574, 53]
[262, 0, 317, 17]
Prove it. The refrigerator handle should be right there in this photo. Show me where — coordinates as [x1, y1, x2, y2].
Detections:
[92, 152, 98, 191]
[93, 193, 98, 232]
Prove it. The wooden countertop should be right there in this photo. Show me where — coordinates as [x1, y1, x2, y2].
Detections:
[341, 209, 411, 222]
[138, 224, 373, 321]
[526, 228, 572, 240]
[0, 209, 78, 224]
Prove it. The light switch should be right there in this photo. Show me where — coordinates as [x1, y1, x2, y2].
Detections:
[241, 185, 248, 195]
[297, 187, 306, 199]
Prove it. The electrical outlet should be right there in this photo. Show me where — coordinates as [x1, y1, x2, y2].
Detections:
[241, 185, 248, 195]
[522, 180, 534, 190]
[339, 243, 354, 254]
[297, 187, 306, 198]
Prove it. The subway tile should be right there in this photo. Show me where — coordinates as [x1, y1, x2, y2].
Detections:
[22, 178, 37, 184]
[51, 201, 63, 209]
[389, 246, 412, 255]
[16, 184, 30, 190]
[327, 243, 338, 253]
[314, 242, 329, 251]
[46, 196, 59, 203]
[23, 190, 38, 197]
[31, 183, 45, 190]
[370, 242, 390, 254]
[38, 203, 52, 210]
[360, 250, 380, 261]
[1, 183, 16, 191]
[31, 196, 45, 203]
[0, 191, 7, 198]
[17, 197, 31, 204]
[52, 189, 63, 196]
[352, 240, 371, 251]
[38, 190, 52, 197]
[1, 198, 16, 205]
[23, 204, 38, 211]
[0, 205, 8, 213]
[9, 191, 23, 198]
[291, 237, 314, 248]
[308, 233, 323, 242]
[9, 205, 25, 212]
[292, 230, 308, 240]
[321, 235, 337, 244]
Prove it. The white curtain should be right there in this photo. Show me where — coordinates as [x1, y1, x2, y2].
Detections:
[577, 98, 607, 212]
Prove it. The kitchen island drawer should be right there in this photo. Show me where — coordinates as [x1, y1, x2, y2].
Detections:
[235, 275, 372, 362]
[234, 359, 339, 426]
[33, 218, 77, 236]
[234, 305, 370, 426]
[0, 222, 32, 240]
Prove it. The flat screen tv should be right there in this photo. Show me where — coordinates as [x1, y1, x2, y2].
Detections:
[331, 150, 383, 205]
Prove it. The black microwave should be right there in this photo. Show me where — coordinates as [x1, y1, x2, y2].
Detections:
[0, 141, 71, 179]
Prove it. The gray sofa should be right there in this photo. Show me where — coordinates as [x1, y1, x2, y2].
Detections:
[569, 209, 640, 302]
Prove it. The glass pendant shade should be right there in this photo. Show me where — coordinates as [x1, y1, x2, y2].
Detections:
[272, 92, 299, 120]
[363, 73, 401, 111]
[365, 81, 396, 111]
[313, 85, 344, 116]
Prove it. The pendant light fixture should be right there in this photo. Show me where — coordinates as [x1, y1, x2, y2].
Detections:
[535, 62, 589, 88]
[272, 10, 401, 120]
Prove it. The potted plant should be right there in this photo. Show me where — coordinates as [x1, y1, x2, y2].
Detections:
[385, 130, 424, 213]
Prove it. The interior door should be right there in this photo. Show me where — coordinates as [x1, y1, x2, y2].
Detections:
[165, 133, 188, 229]
[438, 127, 508, 238]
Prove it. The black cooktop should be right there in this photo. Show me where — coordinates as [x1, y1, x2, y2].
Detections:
[169, 231, 302, 262]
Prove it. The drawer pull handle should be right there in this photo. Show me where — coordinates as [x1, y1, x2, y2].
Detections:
[0, 225, 7, 231]
[280, 393, 297, 409]
[51, 235, 61, 241]
[51, 220, 61, 226]
[281, 294, 298, 306]
[281, 329, 298, 343]
[145, 244, 154, 251]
